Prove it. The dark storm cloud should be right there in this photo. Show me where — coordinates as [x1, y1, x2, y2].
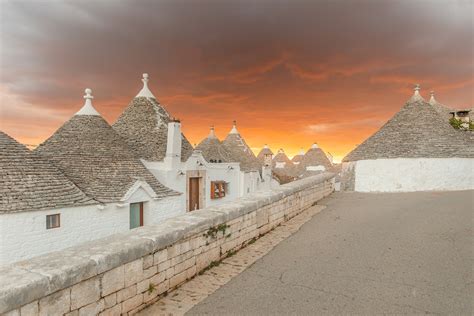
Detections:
[0, 0, 472, 158]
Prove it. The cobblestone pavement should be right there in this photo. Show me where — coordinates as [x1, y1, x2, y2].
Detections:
[189, 191, 473, 315]
[137, 204, 327, 316]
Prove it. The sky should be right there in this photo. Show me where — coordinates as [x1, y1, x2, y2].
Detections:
[0, 0, 472, 162]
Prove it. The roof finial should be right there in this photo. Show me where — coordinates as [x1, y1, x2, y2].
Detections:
[209, 125, 216, 138]
[136, 73, 156, 98]
[230, 120, 238, 134]
[311, 143, 319, 149]
[429, 90, 437, 105]
[409, 83, 424, 102]
[264, 144, 269, 149]
[278, 148, 284, 154]
[75, 88, 100, 116]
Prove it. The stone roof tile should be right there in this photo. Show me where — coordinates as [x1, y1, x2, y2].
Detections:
[0, 131, 94, 213]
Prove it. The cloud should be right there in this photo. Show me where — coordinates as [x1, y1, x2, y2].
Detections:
[0, 0, 472, 159]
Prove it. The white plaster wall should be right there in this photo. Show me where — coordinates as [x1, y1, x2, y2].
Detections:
[0, 193, 185, 266]
[240, 171, 261, 196]
[144, 154, 265, 207]
[354, 158, 474, 192]
[144, 156, 242, 209]
[306, 165, 326, 171]
[144, 195, 185, 224]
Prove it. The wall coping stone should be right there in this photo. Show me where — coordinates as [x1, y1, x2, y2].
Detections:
[0, 172, 334, 313]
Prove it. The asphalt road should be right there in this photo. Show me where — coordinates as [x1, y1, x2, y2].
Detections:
[188, 191, 474, 315]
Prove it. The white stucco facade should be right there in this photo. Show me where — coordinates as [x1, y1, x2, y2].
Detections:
[0, 192, 184, 265]
[345, 158, 474, 192]
[306, 165, 326, 172]
[144, 152, 243, 210]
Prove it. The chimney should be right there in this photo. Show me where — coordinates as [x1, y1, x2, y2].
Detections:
[165, 118, 182, 169]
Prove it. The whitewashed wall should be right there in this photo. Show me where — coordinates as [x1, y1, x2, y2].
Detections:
[144, 155, 242, 209]
[353, 158, 474, 192]
[240, 170, 261, 196]
[144, 152, 268, 208]
[0, 193, 184, 266]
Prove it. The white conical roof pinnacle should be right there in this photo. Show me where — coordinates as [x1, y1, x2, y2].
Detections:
[264, 144, 269, 149]
[311, 143, 319, 149]
[75, 88, 100, 116]
[429, 90, 437, 105]
[136, 73, 156, 98]
[208, 125, 217, 138]
[229, 120, 239, 134]
[409, 84, 424, 102]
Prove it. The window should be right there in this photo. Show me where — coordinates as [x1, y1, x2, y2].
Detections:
[210, 181, 227, 199]
[130, 202, 144, 229]
[46, 214, 60, 229]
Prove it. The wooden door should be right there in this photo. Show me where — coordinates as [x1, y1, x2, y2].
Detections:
[189, 177, 200, 211]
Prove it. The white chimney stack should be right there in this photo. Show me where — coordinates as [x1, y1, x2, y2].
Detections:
[165, 118, 182, 169]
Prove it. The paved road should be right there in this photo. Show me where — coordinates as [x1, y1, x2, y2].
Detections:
[188, 191, 473, 315]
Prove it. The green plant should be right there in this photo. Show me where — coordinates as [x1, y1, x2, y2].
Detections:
[225, 249, 237, 258]
[203, 224, 230, 239]
[147, 283, 156, 294]
[449, 117, 463, 129]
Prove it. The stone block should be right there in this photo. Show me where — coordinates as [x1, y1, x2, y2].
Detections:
[169, 270, 187, 288]
[157, 259, 170, 272]
[103, 293, 116, 310]
[186, 266, 197, 280]
[150, 272, 166, 286]
[121, 294, 143, 314]
[0, 266, 49, 314]
[78, 299, 104, 316]
[71, 277, 100, 310]
[153, 249, 167, 265]
[38, 288, 70, 316]
[20, 301, 39, 316]
[196, 247, 220, 272]
[167, 243, 181, 259]
[116, 285, 136, 303]
[101, 266, 124, 296]
[3, 309, 19, 316]
[65, 310, 78, 316]
[124, 259, 144, 287]
[98, 304, 121, 316]
[157, 280, 170, 295]
[143, 265, 157, 279]
[137, 279, 150, 294]
[142, 255, 153, 270]
[165, 267, 175, 280]
[142, 286, 159, 303]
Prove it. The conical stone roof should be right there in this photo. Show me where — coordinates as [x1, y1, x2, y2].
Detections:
[272, 149, 296, 177]
[1, 131, 93, 213]
[195, 126, 232, 163]
[113, 74, 194, 162]
[429, 91, 451, 121]
[36, 89, 178, 203]
[343, 86, 474, 162]
[291, 149, 305, 164]
[273, 149, 293, 165]
[222, 121, 261, 172]
[256, 145, 273, 162]
[299, 144, 332, 171]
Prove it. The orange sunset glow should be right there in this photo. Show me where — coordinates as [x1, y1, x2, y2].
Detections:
[1, 1, 472, 162]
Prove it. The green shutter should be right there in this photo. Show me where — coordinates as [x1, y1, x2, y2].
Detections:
[130, 203, 141, 229]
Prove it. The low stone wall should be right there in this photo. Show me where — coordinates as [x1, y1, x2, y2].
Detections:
[0, 173, 334, 316]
